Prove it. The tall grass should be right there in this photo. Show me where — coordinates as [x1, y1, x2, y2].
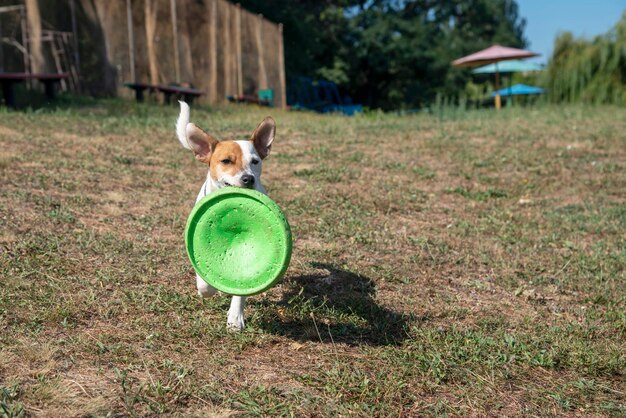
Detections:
[543, 13, 626, 105]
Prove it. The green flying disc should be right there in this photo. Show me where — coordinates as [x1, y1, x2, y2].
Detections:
[185, 187, 292, 296]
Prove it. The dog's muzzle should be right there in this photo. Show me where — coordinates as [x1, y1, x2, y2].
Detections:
[241, 174, 255, 188]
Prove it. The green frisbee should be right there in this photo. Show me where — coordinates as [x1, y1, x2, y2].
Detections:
[185, 187, 292, 296]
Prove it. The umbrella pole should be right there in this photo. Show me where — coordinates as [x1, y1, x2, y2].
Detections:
[508, 74, 512, 107]
[495, 63, 501, 110]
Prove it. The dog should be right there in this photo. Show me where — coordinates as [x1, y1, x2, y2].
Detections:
[175, 101, 275, 331]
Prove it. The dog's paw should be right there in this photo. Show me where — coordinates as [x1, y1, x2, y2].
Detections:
[226, 316, 245, 332]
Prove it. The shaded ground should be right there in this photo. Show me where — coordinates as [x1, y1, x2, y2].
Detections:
[0, 102, 624, 416]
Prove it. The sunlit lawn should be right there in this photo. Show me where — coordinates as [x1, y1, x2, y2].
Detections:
[1, 101, 624, 416]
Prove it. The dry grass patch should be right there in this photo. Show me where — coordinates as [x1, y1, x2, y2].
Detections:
[1, 102, 624, 416]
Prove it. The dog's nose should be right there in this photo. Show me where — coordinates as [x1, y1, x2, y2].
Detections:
[241, 174, 255, 187]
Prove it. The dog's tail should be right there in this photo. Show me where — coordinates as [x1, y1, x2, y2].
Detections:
[176, 101, 192, 150]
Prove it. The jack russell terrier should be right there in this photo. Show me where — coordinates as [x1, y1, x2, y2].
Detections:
[176, 101, 275, 331]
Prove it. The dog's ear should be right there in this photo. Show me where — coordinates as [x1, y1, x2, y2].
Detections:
[186, 123, 219, 164]
[250, 117, 275, 159]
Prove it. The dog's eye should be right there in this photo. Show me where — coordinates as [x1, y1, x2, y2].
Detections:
[221, 158, 232, 165]
[251, 159, 259, 165]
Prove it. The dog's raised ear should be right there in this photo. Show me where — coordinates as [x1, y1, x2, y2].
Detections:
[250, 117, 275, 159]
[186, 123, 219, 164]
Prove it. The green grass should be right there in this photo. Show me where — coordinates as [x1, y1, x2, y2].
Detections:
[0, 100, 624, 416]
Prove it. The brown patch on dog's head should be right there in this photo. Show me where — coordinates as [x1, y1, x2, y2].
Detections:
[209, 141, 244, 181]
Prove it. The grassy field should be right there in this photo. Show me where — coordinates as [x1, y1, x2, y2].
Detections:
[0, 101, 624, 416]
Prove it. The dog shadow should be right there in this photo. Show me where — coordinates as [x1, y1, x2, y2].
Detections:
[257, 263, 412, 346]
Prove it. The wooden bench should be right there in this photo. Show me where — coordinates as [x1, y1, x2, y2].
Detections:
[156, 85, 203, 104]
[124, 82, 156, 103]
[227, 94, 270, 107]
[125, 82, 204, 104]
[0, 73, 69, 108]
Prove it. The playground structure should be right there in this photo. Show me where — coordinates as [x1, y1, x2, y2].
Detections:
[0, 2, 79, 92]
[0, 0, 286, 108]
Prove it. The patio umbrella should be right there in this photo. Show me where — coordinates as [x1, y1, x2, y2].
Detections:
[472, 60, 544, 103]
[491, 84, 544, 97]
[471, 60, 544, 74]
[452, 45, 540, 109]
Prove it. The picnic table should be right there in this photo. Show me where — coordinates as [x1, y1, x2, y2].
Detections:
[125, 82, 204, 104]
[0, 73, 69, 107]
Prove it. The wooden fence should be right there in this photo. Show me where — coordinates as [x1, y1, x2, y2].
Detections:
[96, 0, 286, 107]
[11, 0, 286, 107]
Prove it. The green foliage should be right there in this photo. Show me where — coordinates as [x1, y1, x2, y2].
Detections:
[543, 13, 626, 105]
[239, 0, 527, 109]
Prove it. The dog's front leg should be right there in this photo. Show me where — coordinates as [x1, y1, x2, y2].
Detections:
[196, 274, 217, 297]
[227, 296, 247, 331]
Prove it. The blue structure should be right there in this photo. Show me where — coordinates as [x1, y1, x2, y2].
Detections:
[287, 77, 362, 116]
[491, 84, 545, 97]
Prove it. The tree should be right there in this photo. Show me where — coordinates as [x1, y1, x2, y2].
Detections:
[239, 0, 528, 109]
[543, 13, 626, 105]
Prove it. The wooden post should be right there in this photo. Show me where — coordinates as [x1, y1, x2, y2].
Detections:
[126, 0, 136, 83]
[180, 24, 193, 84]
[144, 0, 158, 84]
[255, 14, 267, 90]
[144, 0, 159, 85]
[18, 6, 29, 74]
[278, 23, 286, 109]
[223, 3, 232, 96]
[69, 0, 81, 90]
[235, 3, 242, 97]
[25, 0, 43, 73]
[170, 0, 180, 83]
[208, 0, 217, 102]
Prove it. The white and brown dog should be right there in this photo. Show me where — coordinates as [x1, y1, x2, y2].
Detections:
[176, 101, 275, 331]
